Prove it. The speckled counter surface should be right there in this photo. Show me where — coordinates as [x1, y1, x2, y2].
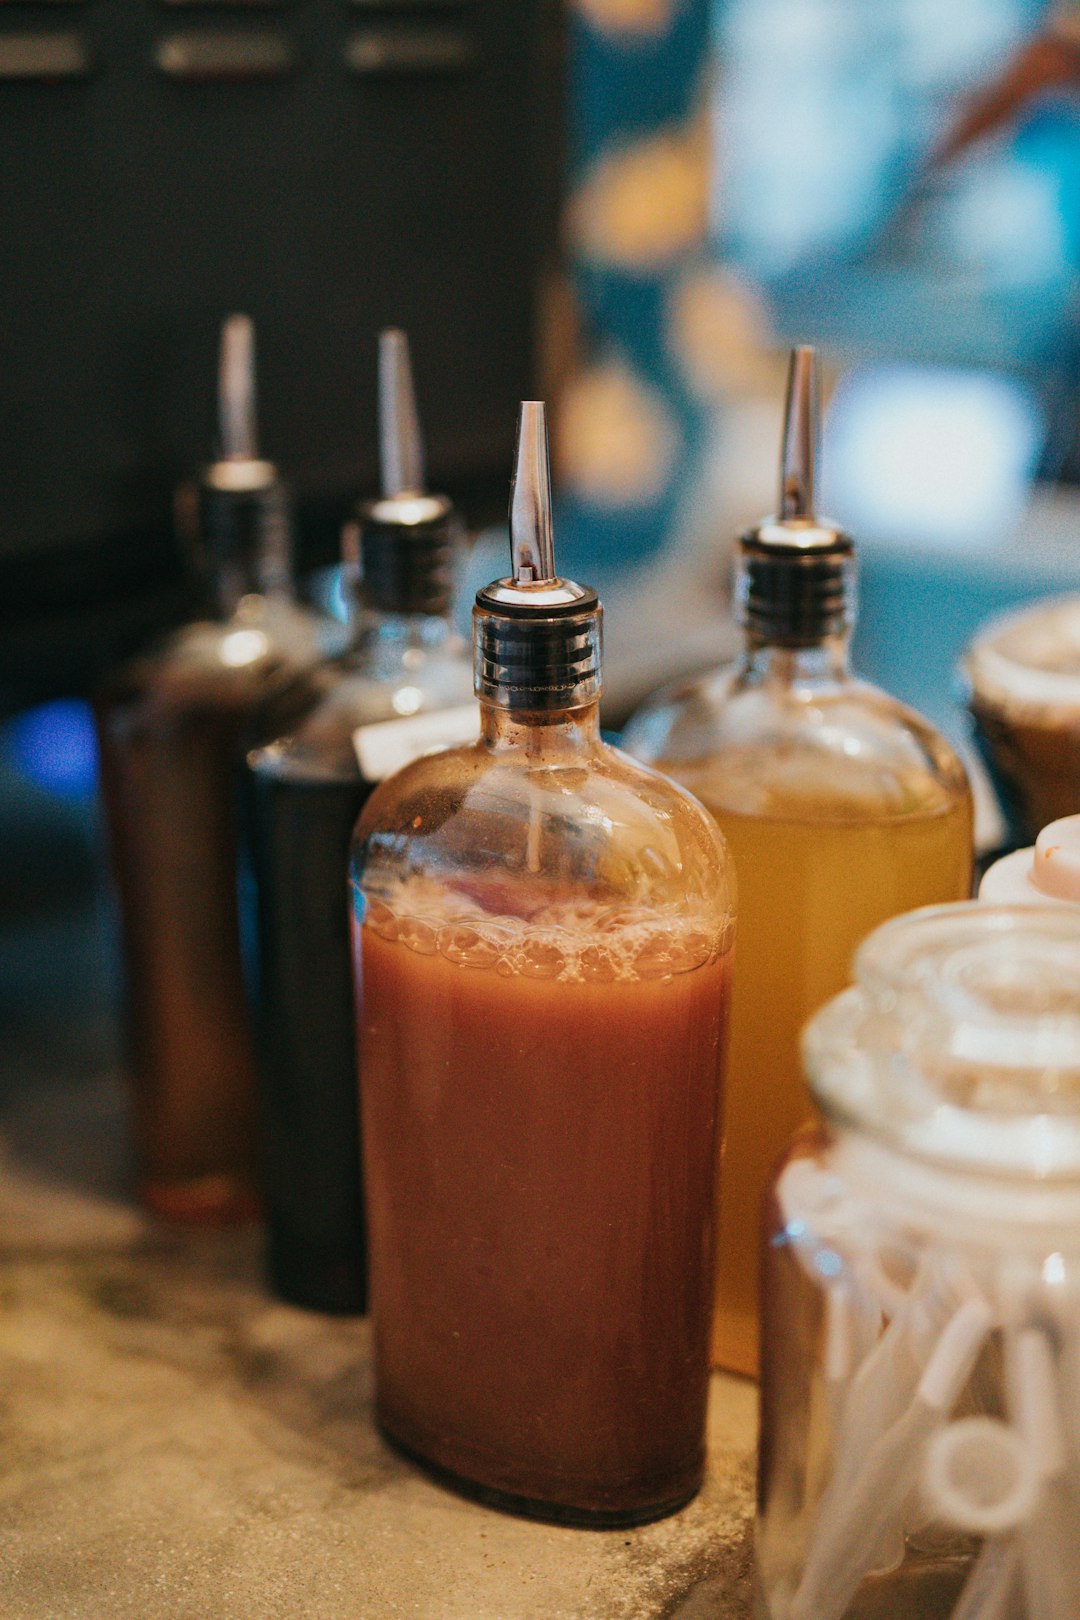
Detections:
[0, 1112, 756, 1620]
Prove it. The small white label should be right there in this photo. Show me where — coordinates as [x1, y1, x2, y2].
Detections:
[353, 704, 481, 782]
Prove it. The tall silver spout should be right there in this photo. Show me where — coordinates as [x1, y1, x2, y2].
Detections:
[378, 328, 425, 498]
[779, 345, 819, 522]
[509, 401, 556, 586]
[218, 313, 259, 463]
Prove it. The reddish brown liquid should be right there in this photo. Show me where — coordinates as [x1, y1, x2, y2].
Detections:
[97, 700, 262, 1223]
[358, 916, 731, 1525]
[96, 648, 318, 1224]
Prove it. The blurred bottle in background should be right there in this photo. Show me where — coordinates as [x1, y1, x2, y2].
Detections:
[95, 316, 337, 1226]
[244, 330, 475, 1315]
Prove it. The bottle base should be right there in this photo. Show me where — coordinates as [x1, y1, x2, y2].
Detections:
[378, 1420, 702, 1529]
[141, 1173, 261, 1227]
[266, 1232, 368, 1316]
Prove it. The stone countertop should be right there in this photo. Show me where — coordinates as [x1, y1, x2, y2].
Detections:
[0, 1142, 757, 1620]
[0, 774, 755, 1620]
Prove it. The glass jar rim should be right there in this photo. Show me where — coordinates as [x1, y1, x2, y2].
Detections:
[804, 902, 1080, 1179]
[964, 593, 1080, 714]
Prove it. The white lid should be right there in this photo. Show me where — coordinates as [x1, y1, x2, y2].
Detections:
[980, 816, 1080, 906]
[804, 903, 1080, 1177]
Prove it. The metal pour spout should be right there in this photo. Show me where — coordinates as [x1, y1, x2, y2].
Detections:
[509, 401, 556, 586]
[736, 344, 852, 644]
[779, 345, 819, 523]
[378, 328, 425, 499]
[218, 313, 260, 463]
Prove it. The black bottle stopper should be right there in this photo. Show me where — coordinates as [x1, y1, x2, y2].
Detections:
[346, 329, 461, 619]
[737, 346, 855, 648]
[188, 314, 292, 609]
[474, 401, 601, 712]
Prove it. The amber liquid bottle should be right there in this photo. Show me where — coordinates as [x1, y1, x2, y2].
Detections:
[96, 316, 335, 1224]
[245, 330, 475, 1313]
[351, 403, 736, 1525]
[624, 348, 973, 1378]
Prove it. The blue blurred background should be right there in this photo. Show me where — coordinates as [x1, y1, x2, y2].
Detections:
[535, 0, 1080, 740]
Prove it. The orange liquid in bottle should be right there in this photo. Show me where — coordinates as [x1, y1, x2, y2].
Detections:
[358, 898, 732, 1525]
[689, 781, 972, 1377]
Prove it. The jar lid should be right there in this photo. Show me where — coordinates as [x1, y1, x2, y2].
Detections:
[980, 816, 1080, 907]
[805, 902, 1080, 1178]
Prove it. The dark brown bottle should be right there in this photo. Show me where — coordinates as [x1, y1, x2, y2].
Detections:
[244, 329, 475, 1312]
[96, 315, 337, 1224]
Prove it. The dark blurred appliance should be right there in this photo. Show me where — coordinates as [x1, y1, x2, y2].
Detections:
[0, 0, 562, 712]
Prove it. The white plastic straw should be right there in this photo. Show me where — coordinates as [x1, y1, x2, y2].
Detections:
[1007, 1328, 1080, 1620]
[922, 1417, 1037, 1535]
[827, 1248, 979, 1502]
[790, 1295, 993, 1620]
[948, 1535, 1022, 1620]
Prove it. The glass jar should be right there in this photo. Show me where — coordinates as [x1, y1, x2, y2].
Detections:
[964, 594, 1080, 849]
[758, 902, 1080, 1620]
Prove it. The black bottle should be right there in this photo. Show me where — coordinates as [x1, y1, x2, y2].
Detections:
[245, 329, 475, 1312]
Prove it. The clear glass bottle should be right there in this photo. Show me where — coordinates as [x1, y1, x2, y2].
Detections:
[758, 901, 1080, 1620]
[244, 330, 475, 1314]
[350, 403, 736, 1526]
[623, 348, 973, 1377]
[95, 315, 336, 1225]
[964, 594, 1080, 850]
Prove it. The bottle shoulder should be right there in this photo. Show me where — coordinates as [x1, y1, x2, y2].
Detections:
[352, 737, 735, 932]
[248, 644, 476, 783]
[98, 595, 339, 718]
[624, 664, 971, 822]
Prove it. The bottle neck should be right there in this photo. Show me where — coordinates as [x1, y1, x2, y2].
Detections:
[479, 700, 602, 758]
[736, 538, 856, 651]
[739, 630, 852, 689]
[350, 606, 458, 678]
[205, 559, 285, 620]
[196, 476, 292, 620]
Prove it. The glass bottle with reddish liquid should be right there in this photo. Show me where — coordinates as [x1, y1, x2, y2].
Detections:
[350, 402, 736, 1525]
[95, 315, 336, 1224]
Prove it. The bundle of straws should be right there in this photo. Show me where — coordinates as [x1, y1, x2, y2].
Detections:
[767, 1157, 1080, 1620]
